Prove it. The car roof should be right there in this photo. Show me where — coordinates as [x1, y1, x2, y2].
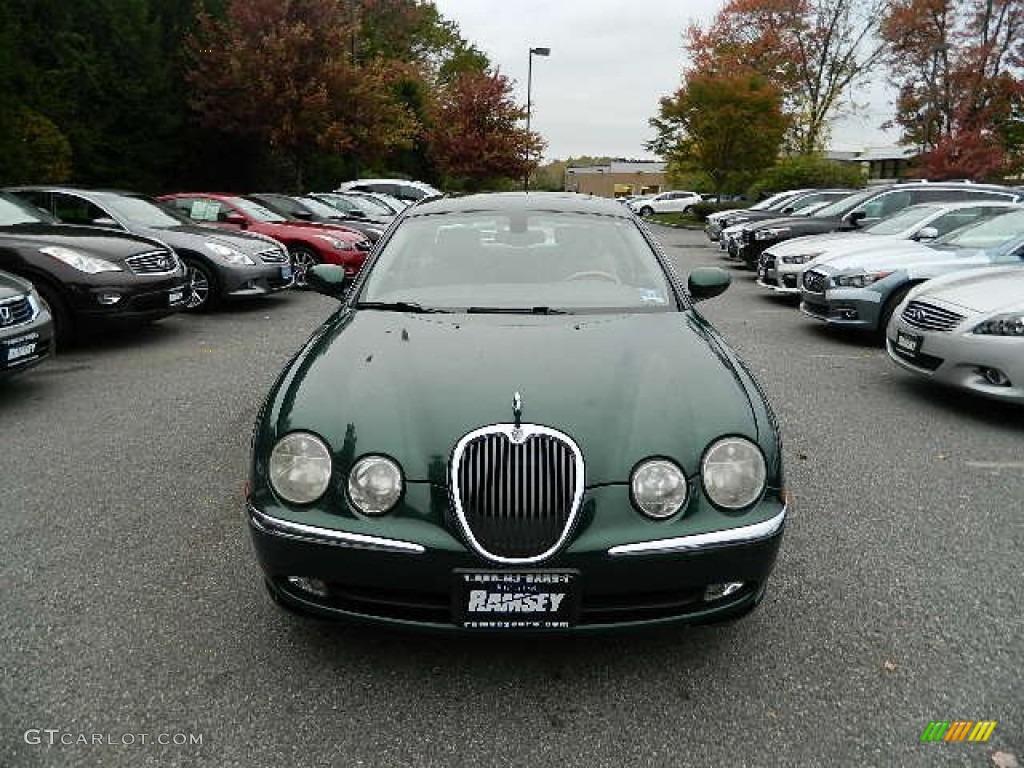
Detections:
[407, 192, 633, 218]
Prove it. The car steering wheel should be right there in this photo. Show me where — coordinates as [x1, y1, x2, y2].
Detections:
[563, 270, 621, 284]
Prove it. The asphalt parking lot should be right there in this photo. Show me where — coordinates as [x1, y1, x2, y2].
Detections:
[2, 225, 1020, 767]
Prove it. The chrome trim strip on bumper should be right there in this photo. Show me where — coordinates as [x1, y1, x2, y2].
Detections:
[607, 506, 787, 557]
[248, 504, 425, 555]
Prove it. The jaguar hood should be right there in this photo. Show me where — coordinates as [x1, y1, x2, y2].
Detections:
[267, 310, 761, 485]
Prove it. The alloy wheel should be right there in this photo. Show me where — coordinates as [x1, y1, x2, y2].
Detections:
[185, 261, 211, 310]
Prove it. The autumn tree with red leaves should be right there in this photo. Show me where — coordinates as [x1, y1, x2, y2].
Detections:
[186, 0, 418, 189]
[880, 0, 1024, 180]
[684, 0, 888, 153]
[426, 70, 540, 191]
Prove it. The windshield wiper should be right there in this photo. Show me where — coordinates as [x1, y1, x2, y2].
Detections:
[466, 306, 570, 315]
[355, 301, 448, 314]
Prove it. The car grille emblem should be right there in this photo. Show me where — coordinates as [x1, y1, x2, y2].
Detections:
[511, 391, 524, 441]
[907, 308, 925, 322]
[157, 257, 169, 269]
[0, 306, 10, 325]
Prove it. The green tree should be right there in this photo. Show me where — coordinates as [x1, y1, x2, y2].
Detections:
[748, 154, 863, 198]
[648, 73, 788, 197]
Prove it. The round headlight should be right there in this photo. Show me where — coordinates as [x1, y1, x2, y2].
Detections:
[701, 437, 767, 510]
[348, 455, 404, 515]
[631, 459, 689, 519]
[268, 432, 332, 504]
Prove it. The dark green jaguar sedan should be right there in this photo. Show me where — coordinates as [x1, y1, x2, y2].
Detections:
[247, 192, 787, 632]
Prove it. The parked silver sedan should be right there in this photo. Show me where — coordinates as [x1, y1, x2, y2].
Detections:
[886, 266, 1024, 403]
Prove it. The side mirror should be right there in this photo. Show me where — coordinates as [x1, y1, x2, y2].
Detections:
[914, 226, 939, 241]
[847, 210, 867, 227]
[305, 264, 353, 299]
[91, 217, 120, 228]
[782, 206, 794, 214]
[688, 267, 731, 302]
[293, 211, 313, 221]
[347, 209, 368, 220]
[224, 213, 247, 227]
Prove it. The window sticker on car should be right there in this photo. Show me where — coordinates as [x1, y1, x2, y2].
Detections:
[189, 200, 220, 222]
[639, 289, 667, 303]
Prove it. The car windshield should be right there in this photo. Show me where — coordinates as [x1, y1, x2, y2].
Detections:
[348, 193, 397, 215]
[753, 191, 801, 211]
[864, 204, 944, 235]
[297, 196, 346, 218]
[810, 188, 877, 218]
[227, 197, 287, 222]
[0, 193, 56, 226]
[360, 210, 675, 313]
[936, 208, 1024, 250]
[98, 193, 190, 228]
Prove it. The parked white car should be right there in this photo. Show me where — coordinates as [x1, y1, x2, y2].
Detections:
[886, 265, 1024, 403]
[628, 190, 703, 217]
[756, 201, 1021, 295]
[335, 178, 441, 203]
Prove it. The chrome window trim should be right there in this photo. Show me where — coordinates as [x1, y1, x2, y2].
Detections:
[248, 504, 425, 554]
[450, 423, 586, 565]
[607, 506, 787, 557]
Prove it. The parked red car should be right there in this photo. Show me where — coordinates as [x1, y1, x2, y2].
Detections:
[158, 193, 372, 284]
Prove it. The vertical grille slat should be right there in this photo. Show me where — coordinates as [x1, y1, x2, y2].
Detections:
[452, 425, 584, 562]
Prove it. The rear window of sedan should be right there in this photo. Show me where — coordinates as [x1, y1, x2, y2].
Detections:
[360, 211, 676, 312]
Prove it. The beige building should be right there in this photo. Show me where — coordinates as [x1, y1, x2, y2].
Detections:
[564, 161, 667, 198]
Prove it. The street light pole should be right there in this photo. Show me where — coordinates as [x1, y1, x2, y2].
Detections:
[524, 46, 550, 191]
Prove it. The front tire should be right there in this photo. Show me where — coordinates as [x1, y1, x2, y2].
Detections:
[878, 283, 913, 340]
[183, 258, 218, 312]
[31, 279, 73, 344]
[290, 246, 320, 289]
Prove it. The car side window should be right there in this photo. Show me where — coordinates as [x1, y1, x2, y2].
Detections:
[52, 193, 108, 226]
[14, 189, 50, 213]
[859, 191, 912, 221]
[929, 208, 1002, 237]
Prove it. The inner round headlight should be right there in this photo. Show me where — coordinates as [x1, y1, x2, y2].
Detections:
[631, 459, 689, 519]
[348, 455, 404, 515]
[701, 437, 767, 510]
[269, 432, 332, 504]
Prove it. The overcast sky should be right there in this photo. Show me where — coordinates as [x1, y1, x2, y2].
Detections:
[433, 0, 899, 161]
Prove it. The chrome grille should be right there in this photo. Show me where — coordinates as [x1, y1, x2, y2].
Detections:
[451, 424, 584, 564]
[0, 296, 34, 327]
[901, 300, 965, 332]
[125, 250, 177, 275]
[256, 247, 288, 264]
[803, 270, 828, 293]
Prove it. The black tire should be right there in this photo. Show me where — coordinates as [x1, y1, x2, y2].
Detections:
[31, 279, 73, 345]
[182, 258, 219, 312]
[639, 206, 654, 217]
[682, 205, 693, 215]
[290, 245, 320, 289]
[878, 283, 913, 341]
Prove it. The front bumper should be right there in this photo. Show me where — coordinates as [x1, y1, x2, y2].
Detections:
[755, 255, 803, 294]
[68, 272, 189, 323]
[799, 287, 883, 330]
[247, 492, 787, 633]
[218, 262, 294, 298]
[887, 317, 1024, 403]
[0, 302, 54, 377]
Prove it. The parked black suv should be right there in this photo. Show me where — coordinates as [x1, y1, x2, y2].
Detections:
[0, 192, 187, 342]
[733, 182, 1024, 268]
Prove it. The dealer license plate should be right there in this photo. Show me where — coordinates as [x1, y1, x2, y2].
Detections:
[281, 265, 292, 279]
[453, 570, 579, 630]
[168, 290, 185, 305]
[6, 342, 36, 362]
[896, 330, 922, 353]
